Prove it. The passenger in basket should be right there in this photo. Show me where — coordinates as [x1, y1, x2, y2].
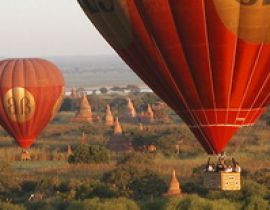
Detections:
[232, 158, 241, 173]
[207, 164, 214, 172]
[216, 163, 224, 172]
[216, 155, 226, 172]
[224, 165, 233, 173]
[234, 163, 241, 173]
[205, 157, 210, 172]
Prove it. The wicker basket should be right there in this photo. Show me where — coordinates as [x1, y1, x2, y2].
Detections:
[203, 172, 241, 191]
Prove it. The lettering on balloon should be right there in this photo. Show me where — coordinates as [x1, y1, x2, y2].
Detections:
[82, 0, 114, 14]
[235, 0, 270, 5]
[4, 88, 36, 123]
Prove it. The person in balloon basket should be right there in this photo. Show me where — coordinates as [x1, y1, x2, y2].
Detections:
[224, 165, 233, 173]
[205, 155, 241, 173]
[215, 157, 241, 173]
[215, 153, 227, 172]
[204, 157, 215, 172]
[232, 158, 241, 173]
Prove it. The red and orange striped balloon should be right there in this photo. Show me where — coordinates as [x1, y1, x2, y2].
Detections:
[78, 0, 270, 154]
[0, 58, 65, 148]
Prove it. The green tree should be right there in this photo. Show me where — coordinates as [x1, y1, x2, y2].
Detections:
[68, 144, 90, 164]
[110, 86, 125, 92]
[75, 180, 115, 200]
[99, 87, 108, 94]
[243, 196, 269, 210]
[110, 97, 127, 113]
[60, 98, 73, 111]
[67, 198, 140, 210]
[136, 93, 160, 107]
[0, 202, 26, 210]
[117, 152, 154, 166]
[242, 180, 269, 199]
[129, 171, 167, 200]
[126, 85, 140, 93]
[102, 165, 137, 196]
[88, 145, 110, 163]
[156, 135, 179, 157]
[87, 95, 107, 113]
[68, 144, 110, 164]
[131, 132, 158, 149]
[166, 195, 238, 210]
[0, 161, 20, 195]
[103, 155, 165, 199]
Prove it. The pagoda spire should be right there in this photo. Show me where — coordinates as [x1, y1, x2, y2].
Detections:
[127, 97, 137, 118]
[146, 104, 154, 122]
[71, 94, 93, 123]
[114, 117, 123, 135]
[163, 169, 182, 197]
[105, 104, 114, 126]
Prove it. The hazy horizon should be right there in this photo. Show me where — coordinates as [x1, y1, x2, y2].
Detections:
[0, 0, 116, 58]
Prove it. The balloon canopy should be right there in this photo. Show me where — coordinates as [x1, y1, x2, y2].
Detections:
[78, 0, 270, 154]
[0, 58, 65, 148]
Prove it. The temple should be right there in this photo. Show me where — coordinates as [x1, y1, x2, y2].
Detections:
[70, 94, 93, 123]
[127, 97, 137, 118]
[140, 104, 155, 123]
[114, 117, 123, 135]
[105, 104, 114, 126]
[163, 169, 182, 197]
[70, 88, 78, 98]
[67, 145, 73, 156]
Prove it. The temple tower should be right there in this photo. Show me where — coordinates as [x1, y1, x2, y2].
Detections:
[105, 104, 114, 126]
[127, 97, 137, 118]
[114, 117, 123, 135]
[71, 94, 93, 123]
[146, 104, 154, 122]
[163, 169, 182, 197]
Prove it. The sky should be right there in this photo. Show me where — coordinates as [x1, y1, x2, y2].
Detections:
[0, 0, 116, 58]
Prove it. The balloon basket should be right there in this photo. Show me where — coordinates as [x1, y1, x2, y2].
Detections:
[203, 172, 241, 191]
[20, 150, 31, 161]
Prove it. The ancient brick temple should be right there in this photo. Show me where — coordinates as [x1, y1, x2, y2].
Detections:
[67, 145, 73, 156]
[70, 88, 78, 98]
[163, 169, 182, 197]
[146, 104, 154, 121]
[140, 104, 155, 123]
[127, 97, 137, 118]
[139, 123, 144, 131]
[70, 94, 93, 123]
[114, 117, 123, 135]
[105, 104, 114, 126]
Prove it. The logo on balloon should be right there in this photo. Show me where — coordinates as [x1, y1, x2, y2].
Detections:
[213, 0, 270, 43]
[3, 88, 36, 123]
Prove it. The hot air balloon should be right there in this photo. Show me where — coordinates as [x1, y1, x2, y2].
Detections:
[0, 58, 65, 148]
[78, 0, 270, 155]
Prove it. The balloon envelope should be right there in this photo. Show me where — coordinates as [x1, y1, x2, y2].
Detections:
[78, 0, 270, 154]
[0, 58, 65, 148]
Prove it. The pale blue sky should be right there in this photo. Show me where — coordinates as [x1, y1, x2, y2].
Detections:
[0, 0, 115, 58]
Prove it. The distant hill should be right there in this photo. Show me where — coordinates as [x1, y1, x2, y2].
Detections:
[46, 55, 145, 88]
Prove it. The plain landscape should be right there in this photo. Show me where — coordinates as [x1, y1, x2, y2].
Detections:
[0, 56, 269, 210]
